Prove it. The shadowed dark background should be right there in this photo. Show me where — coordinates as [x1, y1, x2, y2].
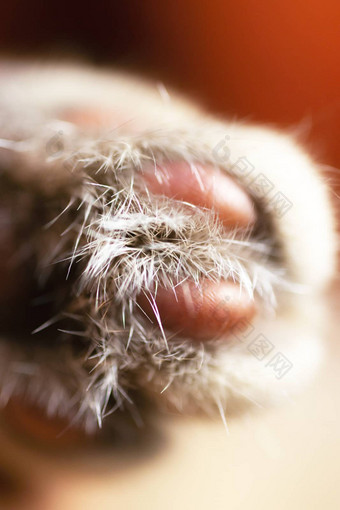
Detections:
[1, 0, 339, 176]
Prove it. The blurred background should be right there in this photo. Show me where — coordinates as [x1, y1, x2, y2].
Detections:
[1, 0, 340, 176]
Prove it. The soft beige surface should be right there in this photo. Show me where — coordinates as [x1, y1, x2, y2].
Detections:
[0, 287, 339, 510]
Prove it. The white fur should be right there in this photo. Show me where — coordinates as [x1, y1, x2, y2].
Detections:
[0, 60, 336, 431]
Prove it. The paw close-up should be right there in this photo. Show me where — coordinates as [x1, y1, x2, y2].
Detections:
[0, 61, 336, 441]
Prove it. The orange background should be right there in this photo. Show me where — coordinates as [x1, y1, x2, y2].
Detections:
[1, 1, 340, 170]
